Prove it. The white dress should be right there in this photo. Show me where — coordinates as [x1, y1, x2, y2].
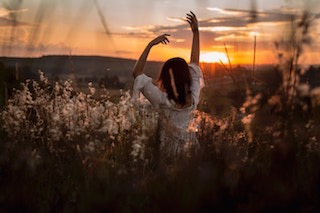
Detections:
[133, 63, 204, 155]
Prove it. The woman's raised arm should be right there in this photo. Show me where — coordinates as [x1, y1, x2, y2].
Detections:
[186, 11, 199, 66]
[132, 34, 170, 78]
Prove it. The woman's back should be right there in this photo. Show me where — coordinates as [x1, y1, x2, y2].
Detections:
[158, 105, 196, 155]
[133, 63, 204, 155]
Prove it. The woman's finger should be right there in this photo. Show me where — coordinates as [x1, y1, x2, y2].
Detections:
[186, 14, 195, 20]
[152, 34, 170, 45]
[162, 35, 170, 44]
[161, 38, 169, 45]
[186, 12, 197, 23]
[186, 14, 193, 19]
[190, 11, 196, 18]
[186, 11, 198, 32]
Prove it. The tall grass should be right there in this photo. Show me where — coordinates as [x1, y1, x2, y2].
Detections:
[1, 66, 320, 212]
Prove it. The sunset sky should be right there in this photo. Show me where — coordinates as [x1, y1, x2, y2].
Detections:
[1, 0, 320, 64]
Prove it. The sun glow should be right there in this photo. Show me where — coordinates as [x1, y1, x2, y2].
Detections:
[200, 51, 230, 64]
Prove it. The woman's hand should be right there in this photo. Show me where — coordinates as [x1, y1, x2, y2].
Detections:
[132, 34, 170, 78]
[149, 34, 170, 46]
[186, 11, 198, 33]
[187, 11, 200, 65]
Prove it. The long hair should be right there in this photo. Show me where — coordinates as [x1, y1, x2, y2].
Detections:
[158, 57, 191, 105]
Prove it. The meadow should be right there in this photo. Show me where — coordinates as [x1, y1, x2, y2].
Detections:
[0, 62, 320, 212]
[1, 12, 320, 213]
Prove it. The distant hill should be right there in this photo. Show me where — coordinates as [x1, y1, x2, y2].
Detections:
[1, 55, 286, 90]
[0, 55, 163, 85]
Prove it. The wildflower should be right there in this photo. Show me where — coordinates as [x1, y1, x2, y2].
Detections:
[88, 82, 96, 95]
[54, 82, 60, 94]
[241, 114, 254, 125]
[309, 136, 317, 142]
[39, 70, 49, 85]
[28, 149, 41, 171]
[310, 87, 320, 106]
[241, 114, 254, 143]
[85, 141, 95, 152]
[297, 83, 310, 96]
[104, 118, 119, 136]
[131, 134, 147, 161]
[52, 113, 60, 122]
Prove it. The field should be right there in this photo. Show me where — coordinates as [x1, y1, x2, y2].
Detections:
[1, 61, 320, 212]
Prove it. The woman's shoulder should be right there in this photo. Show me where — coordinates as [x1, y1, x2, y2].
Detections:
[134, 73, 152, 81]
[188, 63, 202, 76]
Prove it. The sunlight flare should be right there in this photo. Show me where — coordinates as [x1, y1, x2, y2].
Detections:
[200, 51, 230, 63]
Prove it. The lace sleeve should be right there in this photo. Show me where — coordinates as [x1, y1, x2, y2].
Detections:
[132, 74, 166, 107]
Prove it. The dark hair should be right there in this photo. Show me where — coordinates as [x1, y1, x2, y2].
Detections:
[158, 57, 191, 105]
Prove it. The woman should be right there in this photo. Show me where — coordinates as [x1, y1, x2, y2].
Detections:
[132, 12, 204, 157]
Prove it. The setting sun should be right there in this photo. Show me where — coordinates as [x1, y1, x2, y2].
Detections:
[200, 51, 230, 64]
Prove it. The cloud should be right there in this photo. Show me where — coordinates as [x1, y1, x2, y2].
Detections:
[121, 6, 320, 52]
[0, 7, 29, 26]
[114, 50, 133, 55]
[0, 7, 11, 17]
[1, 38, 72, 57]
[166, 17, 185, 23]
[0, 7, 28, 18]
[207, 7, 248, 16]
